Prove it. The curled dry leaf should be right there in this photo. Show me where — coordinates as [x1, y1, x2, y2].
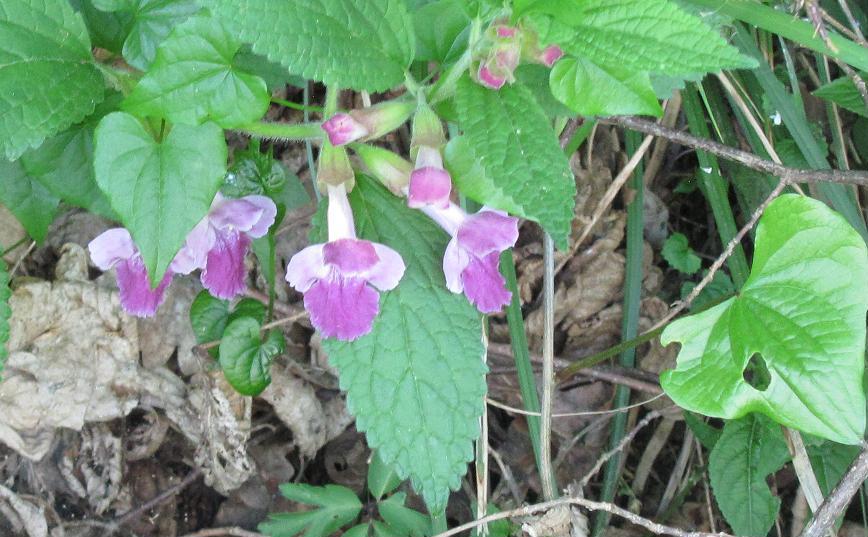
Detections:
[58, 424, 123, 515]
[0, 483, 47, 537]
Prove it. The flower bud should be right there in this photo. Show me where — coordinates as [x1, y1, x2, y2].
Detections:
[353, 144, 412, 195]
[317, 143, 355, 191]
[411, 103, 445, 153]
[537, 44, 564, 68]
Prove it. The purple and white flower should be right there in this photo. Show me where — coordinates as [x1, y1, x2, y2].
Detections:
[88, 228, 178, 317]
[286, 183, 405, 341]
[420, 203, 519, 313]
[408, 146, 452, 209]
[178, 193, 277, 300]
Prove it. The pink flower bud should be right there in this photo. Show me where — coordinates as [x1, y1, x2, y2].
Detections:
[322, 113, 369, 146]
[477, 64, 507, 90]
[538, 45, 564, 68]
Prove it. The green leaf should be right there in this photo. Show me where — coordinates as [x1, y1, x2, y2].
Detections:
[93, 112, 227, 283]
[189, 291, 230, 345]
[0, 257, 9, 377]
[0, 0, 105, 160]
[452, 76, 575, 248]
[807, 441, 860, 496]
[225, 144, 310, 210]
[344, 524, 371, 537]
[513, 65, 573, 118]
[527, 0, 756, 76]
[260, 483, 362, 537]
[549, 57, 662, 117]
[123, 14, 270, 128]
[368, 451, 402, 500]
[19, 92, 120, 219]
[93, 0, 200, 70]
[0, 159, 60, 243]
[683, 412, 721, 450]
[413, 0, 469, 63]
[813, 75, 868, 118]
[69, 0, 134, 53]
[234, 48, 307, 91]
[319, 177, 486, 512]
[662, 232, 702, 274]
[708, 414, 790, 537]
[661, 194, 868, 444]
[218, 317, 284, 396]
[377, 493, 431, 537]
[200, 0, 415, 91]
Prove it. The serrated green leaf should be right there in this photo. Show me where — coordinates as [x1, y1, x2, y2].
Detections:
[513, 65, 573, 118]
[662, 232, 701, 274]
[452, 76, 575, 248]
[94, 112, 226, 284]
[680, 271, 736, 312]
[413, 0, 469, 63]
[550, 57, 662, 117]
[527, 0, 756, 76]
[368, 451, 402, 500]
[0, 0, 105, 160]
[378, 493, 431, 537]
[682, 412, 721, 450]
[69, 0, 135, 53]
[661, 194, 868, 444]
[233, 48, 307, 92]
[218, 318, 283, 396]
[372, 521, 403, 537]
[19, 92, 120, 219]
[708, 415, 790, 537]
[189, 291, 230, 345]
[200, 0, 415, 91]
[0, 257, 9, 376]
[0, 159, 60, 243]
[124, 14, 269, 128]
[808, 441, 860, 496]
[260, 483, 362, 537]
[319, 176, 486, 512]
[93, 0, 200, 70]
[813, 75, 868, 118]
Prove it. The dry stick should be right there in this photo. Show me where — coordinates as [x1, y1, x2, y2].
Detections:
[782, 428, 827, 513]
[801, 443, 868, 537]
[579, 410, 664, 489]
[485, 394, 666, 418]
[115, 468, 203, 526]
[540, 231, 557, 501]
[430, 493, 735, 537]
[178, 528, 265, 537]
[599, 116, 868, 187]
[553, 134, 655, 279]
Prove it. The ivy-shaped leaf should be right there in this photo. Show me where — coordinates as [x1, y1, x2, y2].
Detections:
[708, 414, 790, 537]
[0, 159, 60, 243]
[0, 257, 9, 377]
[93, 112, 227, 283]
[200, 0, 415, 91]
[661, 194, 868, 444]
[260, 484, 362, 537]
[662, 232, 701, 274]
[124, 14, 270, 128]
[452, 76, 575, 249]
[92, 0, 200, 70]
[550, 57, 662, 117]
[526, 0, 756, 76]
[0, 0, 105, 160]
[317, 177, 486, 512]
[218, 318, 284, 396]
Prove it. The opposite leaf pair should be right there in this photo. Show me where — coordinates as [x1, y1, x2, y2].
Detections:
[89, 193, 276, 316]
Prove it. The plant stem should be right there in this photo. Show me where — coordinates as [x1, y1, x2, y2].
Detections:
[540, 232, 557, 501]
[563, 120, 596, 157]
[233, 121, 322, 142]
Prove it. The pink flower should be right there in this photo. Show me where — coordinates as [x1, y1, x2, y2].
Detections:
[178, 193, 277, 299]
[495, 25, 517, 38]
[286, 183, 405, 341]
[88, 228, 178, 317]
[420, 204, 519, 313]
[321, 113, 369, 146]
[538, 45, 564, 67]
[478, 65, 507, 90]
[477, 46, 520, 90]
[408, 146, 451, 209]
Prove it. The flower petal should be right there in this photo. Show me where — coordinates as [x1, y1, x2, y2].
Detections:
[201, 230, 251, 299]
[408, 166, 452, 208]
[208, 195, 274, 236]
[457, 209, 519, 256]
[323, 238, 379, 275]
[460, 251, 511, 313]
[539, 45, 564, 68]
[478, 65, 506, 90]
[322, 113, 370, 146]
[171, 219, 213, 274]
[115, 256, 172, 317]
[442, 237, 470, 294]
[286, 243, 327, 293]
[88, 228, 136, 270]
[304, 276, 380, 341]
[367, 243, 405, 291]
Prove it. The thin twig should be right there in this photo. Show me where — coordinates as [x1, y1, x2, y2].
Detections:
[486, 394, 666, 418]
[540, 231, 557, 501]
[579, 410, 664, 489]
[600, 116, 868, 186]
[179, 528, 265, 537]
[430, 493, 735, 537]
[115, 469, 202, 526]
[9, 241, 35, 277]
[801, 443, 868, 537]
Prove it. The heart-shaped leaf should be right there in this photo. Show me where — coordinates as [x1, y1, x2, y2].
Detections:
[94, 112, 226, 283]
[661, 194, 868, 444]
[218, 317, 284, 396]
